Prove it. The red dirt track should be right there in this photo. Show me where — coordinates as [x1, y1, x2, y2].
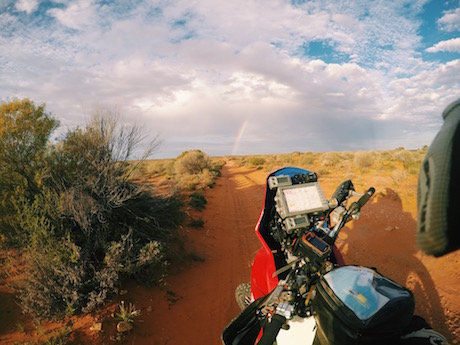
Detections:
[120, 163, 459, 344]
[0, 163, 458, 344]
[119, 163, 266, 344]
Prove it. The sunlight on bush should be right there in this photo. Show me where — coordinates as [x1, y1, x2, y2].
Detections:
[173, 150, 221, 191]
[174, 150, 210, 175]
[247, 156, 266, 167]
[0, 101, 185, 319]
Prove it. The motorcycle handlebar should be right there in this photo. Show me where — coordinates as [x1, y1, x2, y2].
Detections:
[257, 314, 286, 345]
[348, 187, 375, 214]
[358, 187, 375, 208]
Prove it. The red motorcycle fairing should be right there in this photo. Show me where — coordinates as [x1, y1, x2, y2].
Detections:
[250, 167, 344, 300]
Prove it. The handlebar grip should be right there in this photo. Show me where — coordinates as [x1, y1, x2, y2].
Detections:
[347, 187, 375, 215]
[257, 314, 286, 345]
[357, 187, 375, 208]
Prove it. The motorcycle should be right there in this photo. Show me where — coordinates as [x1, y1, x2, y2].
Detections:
[222, 167, 447, 345]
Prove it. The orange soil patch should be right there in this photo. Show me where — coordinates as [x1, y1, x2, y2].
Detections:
[0, 163, 458, 344]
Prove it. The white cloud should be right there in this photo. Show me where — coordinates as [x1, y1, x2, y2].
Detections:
[1, 0, 459, 157]
[14, 0, 39, 14]
[47, 0, 98, 30]
[426, 37, 460, 53]
[438, 7, 460, 32]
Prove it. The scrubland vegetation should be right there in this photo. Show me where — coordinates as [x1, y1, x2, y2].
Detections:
[0, 99, 221, 325]
[229, 147, 425, 180]
[0, 98, 426, 343]
[226, 148, 425, 214]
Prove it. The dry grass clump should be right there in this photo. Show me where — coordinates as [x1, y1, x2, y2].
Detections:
[391, 169, 408, 182]
[247, 156, 266, 167]
[174, 168, 217, 191]
[300, 152, 317, 167]
[321, 152, 342, 167]
[392, 150, 422, 172]
[143, 159, 174, 177]
[354, 151, 375, 168]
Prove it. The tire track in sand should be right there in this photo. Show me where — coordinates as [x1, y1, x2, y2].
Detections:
[123, 164, 265, 344]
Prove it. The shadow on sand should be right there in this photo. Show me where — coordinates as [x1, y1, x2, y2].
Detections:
[337, 187, 452, 340]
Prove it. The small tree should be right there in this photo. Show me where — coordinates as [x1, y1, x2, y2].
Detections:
[0, 99, 58, 242]
[17, 108, 185, 318]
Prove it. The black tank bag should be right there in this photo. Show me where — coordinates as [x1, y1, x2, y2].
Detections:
[312, 266, 415, 345]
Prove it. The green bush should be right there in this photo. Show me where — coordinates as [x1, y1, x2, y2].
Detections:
[189, 217, 205, 228]
[174, 150, 211, 175]
[173, 151, 221, 191]
[248, 156, 266, 167]
[0, 98, 58, 244]
[189, 192, 207, 210]
[2, 102, 185, 319]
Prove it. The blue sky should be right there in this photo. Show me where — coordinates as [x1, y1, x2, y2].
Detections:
[1, 0, 459, 158]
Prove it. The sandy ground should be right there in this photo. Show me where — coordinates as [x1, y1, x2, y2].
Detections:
[0, 163, 458, 344]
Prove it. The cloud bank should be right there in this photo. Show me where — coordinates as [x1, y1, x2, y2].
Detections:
[1, 0, 459, 158]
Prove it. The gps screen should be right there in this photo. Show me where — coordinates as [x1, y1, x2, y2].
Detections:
[276, 182, 328, 217]
[283, 185, 324, 213]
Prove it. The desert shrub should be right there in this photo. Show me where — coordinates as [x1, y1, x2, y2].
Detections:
[0, 99, 58, 244]
[391, 169, 408, 183]
[199, 168, 218, 188]
[175, 174, 199, 191]
[393, 150, 421, 171]
[210, 159, 224, 177]
[18, 193, 84, 319]
[301, 152, 316, 167]
[189, 192, 207, 210]
[174, 150, 210, 175]
[47, 328, 72, 345]
[173, 151, 221, 191]
[379, 150, 394, 161]
[13, 108, 185, 319]
[354, 151, 375, 168]
[141, 160, 172, 178]
[247, 156, 266, 167]
[189, 217, 205, 228]
[321, 152, 341, 167]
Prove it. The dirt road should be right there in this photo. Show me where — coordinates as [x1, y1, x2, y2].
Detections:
[2, 163, 457, 344]
[121, 164, 267, 344]
[121, 163, 458, 344]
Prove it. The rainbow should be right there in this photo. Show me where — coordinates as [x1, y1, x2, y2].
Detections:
[231, 119, 248, 155]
